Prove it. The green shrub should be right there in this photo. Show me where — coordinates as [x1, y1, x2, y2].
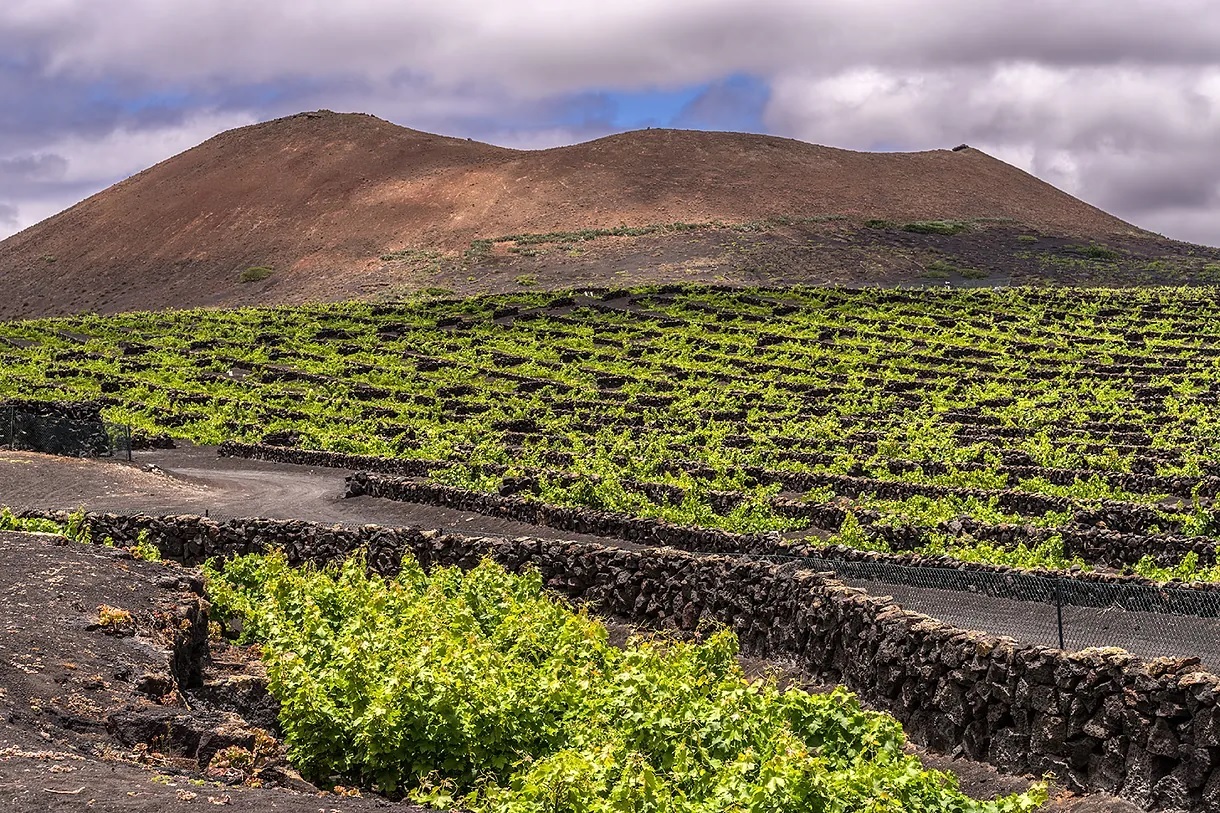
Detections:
[1068, 244, 1122, 261]
[240, 266, 274, 283]
[925, 259, 959, 274]
[131, 530, 162, 561]
[204, 551, 1045, 812]
[902, 220, 971, 236]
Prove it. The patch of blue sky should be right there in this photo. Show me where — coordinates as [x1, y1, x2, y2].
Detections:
[553, 73, 770, 133]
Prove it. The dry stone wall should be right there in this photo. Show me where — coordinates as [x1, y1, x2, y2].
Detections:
[346, 472, 1220, 596]
[220, 443, 1220, 568]
[26, 509, 1220, 811]
[0, 399, 110, 457]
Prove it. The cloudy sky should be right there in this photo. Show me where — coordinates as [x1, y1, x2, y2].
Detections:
[3, 1, 1219, 244]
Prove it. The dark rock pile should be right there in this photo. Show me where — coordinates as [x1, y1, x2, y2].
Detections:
[0, 399, 110, 457]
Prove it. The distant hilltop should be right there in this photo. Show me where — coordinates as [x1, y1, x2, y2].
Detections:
[0, 110, 1157, 318]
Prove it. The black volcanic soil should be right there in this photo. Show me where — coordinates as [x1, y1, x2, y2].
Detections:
[0, 530, 420, 812]
[1, 110, 1185, 320]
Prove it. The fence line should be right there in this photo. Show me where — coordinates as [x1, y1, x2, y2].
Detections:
[745, 551, 1220, 667]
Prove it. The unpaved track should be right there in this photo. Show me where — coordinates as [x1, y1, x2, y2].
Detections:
[0, 445, 616, 544]
[3, 446, 1217, 677]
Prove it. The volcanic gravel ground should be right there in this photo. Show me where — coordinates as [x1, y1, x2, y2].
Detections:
[0, 531, 419, 812]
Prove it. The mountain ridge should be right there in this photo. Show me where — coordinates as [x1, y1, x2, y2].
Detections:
[0, 110, 1188, 319]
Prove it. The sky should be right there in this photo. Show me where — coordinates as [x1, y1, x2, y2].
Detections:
[2, 1, 1219, 245]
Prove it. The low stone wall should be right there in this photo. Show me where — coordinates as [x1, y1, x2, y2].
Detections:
[0, 399, 110, 457]
[28, 509, 1220, 811]
[224, 443, 1219, 569]
[346, 472, 1220, 595]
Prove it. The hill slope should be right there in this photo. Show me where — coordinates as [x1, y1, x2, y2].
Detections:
[0, 110, 1191, 318]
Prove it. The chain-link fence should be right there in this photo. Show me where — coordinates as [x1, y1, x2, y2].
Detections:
[777, 555, 1220, 672]
[0, 404, 132, 460]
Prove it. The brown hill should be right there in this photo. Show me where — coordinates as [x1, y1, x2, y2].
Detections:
[0, 110, 1176, 318]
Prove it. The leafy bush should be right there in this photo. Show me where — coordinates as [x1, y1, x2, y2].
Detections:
[205, 551, 1046, 812]
[239, 267, 275, 283]
[239, 266, 274, 283]
[1130, 551, 1220, 583]
[1067, 244, 1122, 262]
[131, 530, 162, 561]
[0, 506, 93, 543]
[902, 221, 971, 236]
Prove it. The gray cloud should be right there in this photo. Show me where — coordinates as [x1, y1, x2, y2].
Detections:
[0, 154, 69, 197]
[765, 63, 1220, 242]
[1, 2, 1219, 244]
[0, 203, 17, 228]
[1085, 153, 1220, 214]
[13, 2, 1220, 88]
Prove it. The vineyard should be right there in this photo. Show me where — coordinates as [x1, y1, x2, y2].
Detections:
[202, 549, 1046, 811]
[4, 283, 1220, 580]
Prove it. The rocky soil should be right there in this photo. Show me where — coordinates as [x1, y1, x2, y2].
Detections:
[0, 530, 423, 812]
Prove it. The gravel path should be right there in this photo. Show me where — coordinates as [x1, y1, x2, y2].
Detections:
[0, 445, 616, 544]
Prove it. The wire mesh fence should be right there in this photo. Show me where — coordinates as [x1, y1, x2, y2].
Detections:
[795, 556, 1220, 618]
[777, 554, 1220, 671]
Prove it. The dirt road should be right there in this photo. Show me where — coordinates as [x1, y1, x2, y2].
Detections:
[0, 445, 614, 544]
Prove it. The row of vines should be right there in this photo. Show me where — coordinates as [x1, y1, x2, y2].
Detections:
[4, 284, 1220, 579]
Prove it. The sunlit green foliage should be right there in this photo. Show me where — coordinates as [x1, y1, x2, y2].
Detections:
[205, 551, 1047, 812]
[4, 283, 1220, 570]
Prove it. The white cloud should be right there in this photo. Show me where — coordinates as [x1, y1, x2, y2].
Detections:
[0, 110, 255, 239]
[1, 1, 1219, 243]
[766, 64, 1220, 242]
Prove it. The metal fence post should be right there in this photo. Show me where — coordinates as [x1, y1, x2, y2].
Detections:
[1054, 580, 1066, 650]
[125, 424, 132, 462]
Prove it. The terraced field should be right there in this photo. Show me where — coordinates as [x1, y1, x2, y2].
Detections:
[4, 284, 1220, 580]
